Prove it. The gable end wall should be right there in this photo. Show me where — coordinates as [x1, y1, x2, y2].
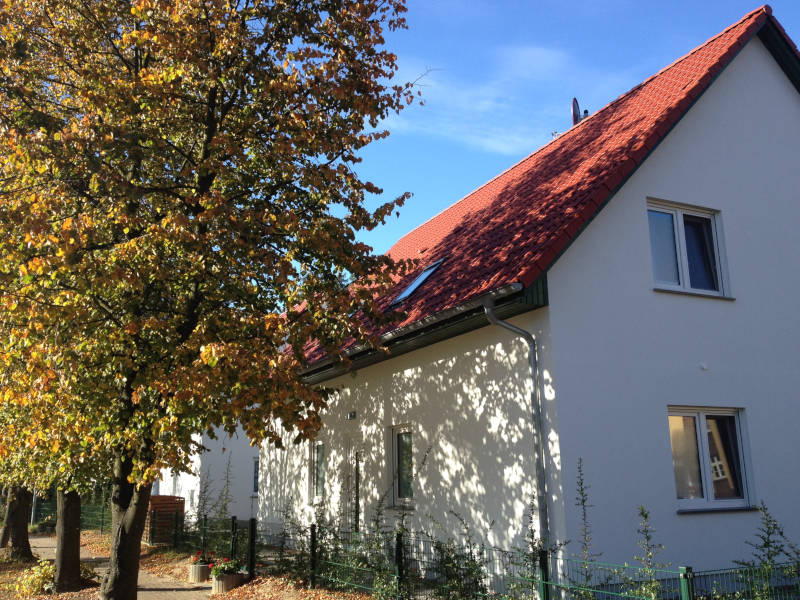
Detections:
[546, 36, 800, 568]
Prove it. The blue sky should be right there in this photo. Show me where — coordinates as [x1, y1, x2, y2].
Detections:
[354, 0, 800, 254]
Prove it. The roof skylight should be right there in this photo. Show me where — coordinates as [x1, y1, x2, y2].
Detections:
[391, 259, 444, 305]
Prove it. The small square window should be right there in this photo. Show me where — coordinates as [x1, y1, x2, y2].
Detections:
[309, 441, 326, 504]
[667, 407, 751, 510]
[647, 201, 727, 296]
[391, 425, 413, 506]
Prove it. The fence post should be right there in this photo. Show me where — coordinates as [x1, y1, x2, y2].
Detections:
[679, 566, 695, 600]
[247, 518, 257, 580]
[201, 514, 208, 557]
[149, 510, 157, 545]
[230, 516, 239, 560]
[310, 523, 318, 588]
[395, 531, 405, 588]
[537, 549, 550, 600]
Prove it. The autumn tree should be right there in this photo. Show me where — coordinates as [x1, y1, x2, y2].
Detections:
[0, 0, 413, 598]
[0, 382, 114, 589]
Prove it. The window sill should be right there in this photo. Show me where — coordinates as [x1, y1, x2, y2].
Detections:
[387, 503, 416, 513]
[677, 506, 757, 515]
[653, 287, 735, 301]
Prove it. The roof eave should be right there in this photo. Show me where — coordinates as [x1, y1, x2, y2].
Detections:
[302, 282, 538, 384]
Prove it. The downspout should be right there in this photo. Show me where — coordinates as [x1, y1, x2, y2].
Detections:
[483, 298, 550, 545]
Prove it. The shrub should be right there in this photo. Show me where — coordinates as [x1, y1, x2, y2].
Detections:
[736, 502, 800, 600]
[15, 559, 55, 597]
[428, 513, 489, 600]
[629, 506, 666, 600]
[80, 562, 99, 582]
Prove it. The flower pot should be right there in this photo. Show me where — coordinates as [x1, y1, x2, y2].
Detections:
[212, 573, 240, 593]
[188, 563, 210, 583]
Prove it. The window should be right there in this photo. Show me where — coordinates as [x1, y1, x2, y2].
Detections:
[391, 425, 413, 506]
[667, 407, 750, 510]
[252, 457, 259, 494]
[309, 442, 326, 503]
[647, 201, 727, 295]
[391, 260, 444, 305]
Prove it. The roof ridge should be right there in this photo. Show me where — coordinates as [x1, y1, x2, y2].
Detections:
[620, 5, 770, 97]
[551, 6, 769, 145]
[390, 6, 770, 259]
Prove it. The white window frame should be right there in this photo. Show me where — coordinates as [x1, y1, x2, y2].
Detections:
[391, 424, 414, 508]
[647, 199, 729, 297]
[308, 441, 326, 505]
[667, 406, 753, 511]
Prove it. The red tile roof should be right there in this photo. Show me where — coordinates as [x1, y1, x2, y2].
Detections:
[307, 6, 799, 365]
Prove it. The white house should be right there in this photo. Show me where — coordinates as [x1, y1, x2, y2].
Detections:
[156, 427, 260, 520]
[258, 6, 800, 570]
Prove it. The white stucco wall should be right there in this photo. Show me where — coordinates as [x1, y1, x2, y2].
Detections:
[259, 34, 800, 571]
[157, 426, 260, 520]
[546, 36, 800, 569]
[259, 309, 561, 550]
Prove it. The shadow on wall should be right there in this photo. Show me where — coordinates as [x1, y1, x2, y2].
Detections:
[260, 320, 564, 551]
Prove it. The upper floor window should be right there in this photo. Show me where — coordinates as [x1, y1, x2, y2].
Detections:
[647, 201, 727, 296]
[667, 407, 751, 511]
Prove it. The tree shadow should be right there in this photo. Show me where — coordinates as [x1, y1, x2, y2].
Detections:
[261, 314, 564, 552]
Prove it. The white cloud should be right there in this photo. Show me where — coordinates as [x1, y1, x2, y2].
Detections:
[383, 44, 641, 156]
[495, 45, 570, 81]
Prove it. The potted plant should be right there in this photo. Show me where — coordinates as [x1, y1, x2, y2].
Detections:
[187, 550, 212, 583]
[210, 557, 242, 593]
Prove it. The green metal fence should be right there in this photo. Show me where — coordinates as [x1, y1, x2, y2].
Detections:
[248, 522, 800, 600]
[174, 515, 255, 571]
[32, 501, 259, 580]
[691, 563, 800, 600]
[26, 505, 800, 600]
[33, 500, 111, 533]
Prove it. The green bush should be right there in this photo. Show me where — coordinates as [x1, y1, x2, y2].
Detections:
[15, 559, 55, 597]
[81, 561, 99, 582]
[428, 513, 488, 600]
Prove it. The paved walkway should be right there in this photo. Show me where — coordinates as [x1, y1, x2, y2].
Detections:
[29, 535, 213, 599]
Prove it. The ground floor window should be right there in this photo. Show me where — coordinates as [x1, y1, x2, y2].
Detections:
[253, 457, 259, 494]
[667, 407, 750, 510]
[309, 441, 325, 504]
[391, 424, 413, 506]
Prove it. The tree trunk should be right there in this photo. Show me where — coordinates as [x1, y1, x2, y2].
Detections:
[55, 490, 82, 591]
[0, 487, 11, 548]
[2, 486, 34, 560]
[100, 457, 152, 600]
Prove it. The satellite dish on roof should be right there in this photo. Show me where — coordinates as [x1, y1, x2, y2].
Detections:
[571, 97, 582, 126]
